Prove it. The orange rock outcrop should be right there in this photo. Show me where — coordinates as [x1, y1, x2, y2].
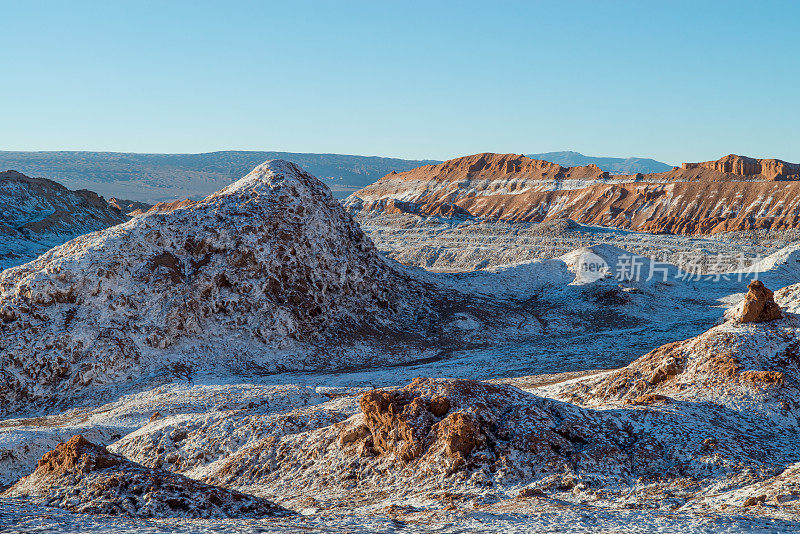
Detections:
[739, 280, 782, 323]
[350, 153, 800, 235]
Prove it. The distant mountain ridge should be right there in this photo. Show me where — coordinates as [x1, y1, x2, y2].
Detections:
[0, 151, 439, 203]
[348, 152, 800, 235]
[526, 150, 672, 174]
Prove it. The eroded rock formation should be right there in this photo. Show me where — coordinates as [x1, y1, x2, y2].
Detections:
[348, 153, 800, 235]
[0, 170, 130, 269]
[3, 435, 289, 518]
[683, 154, 800, 180]
[740, 280, 783, 323]
[336, 378, 648, 479]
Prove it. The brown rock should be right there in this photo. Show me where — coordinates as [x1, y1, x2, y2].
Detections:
[346, 378, 630, 478]
[359, 389, 434, 461]
[5, 435, 290, 518]
[339, 424, 369, 446]
[739, 370, 785, 386]
[440, 412, 481, 459]
[648, 357, 682, 385]
[744, 494, 767, 507]
[35, 435, 120, 476]
[354, 380, 496, 463]
[739, 281, 782, 323]
[350, 153, 800, 235]
[518, 487, 545, 498]
[624, 393, 670, 406]
[430, 395, 451, 417]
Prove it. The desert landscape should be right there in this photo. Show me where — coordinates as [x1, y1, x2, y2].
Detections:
[3, 2, 799, 532]
[2, 155, 800, 532]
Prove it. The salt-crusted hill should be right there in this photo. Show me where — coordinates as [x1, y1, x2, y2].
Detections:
[2, 435, 289, 518]
[0, 170, 130, 270]
[0, 160, 439, 416]
[347, 153, 800, 235]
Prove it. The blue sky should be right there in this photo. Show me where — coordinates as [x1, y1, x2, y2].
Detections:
[2, 0, 798, 163]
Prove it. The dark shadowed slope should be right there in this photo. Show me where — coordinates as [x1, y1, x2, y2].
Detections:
[0, 170, 130, 270]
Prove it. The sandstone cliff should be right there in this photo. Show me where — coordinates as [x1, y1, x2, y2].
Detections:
[682, 154, 800, 180]
[348, 153, 800, 235]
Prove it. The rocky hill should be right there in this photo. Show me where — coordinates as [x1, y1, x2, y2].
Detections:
[0, 160, 439, 416]
[3, 435, 289, 518]
[347, 153, 800, 235]
[0, 170, 130, 270]
[0, 150, 440, 202]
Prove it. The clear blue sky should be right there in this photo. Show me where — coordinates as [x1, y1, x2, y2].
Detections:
[2, 0, 799, 164]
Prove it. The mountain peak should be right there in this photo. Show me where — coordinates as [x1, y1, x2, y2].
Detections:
[0, 160, 433, 415]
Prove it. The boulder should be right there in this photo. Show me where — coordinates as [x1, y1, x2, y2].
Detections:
[740, 280, 782, 323]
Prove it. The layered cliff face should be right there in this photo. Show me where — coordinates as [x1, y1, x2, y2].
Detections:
[347, 153, 800, 235]
[0, 160, 434, 416]
[348, 153, 613, 210]
[0, 170, 130, 270]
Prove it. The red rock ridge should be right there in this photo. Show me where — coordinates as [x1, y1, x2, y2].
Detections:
[380, 153, 610, 185]
[349, 153, 800, 235]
